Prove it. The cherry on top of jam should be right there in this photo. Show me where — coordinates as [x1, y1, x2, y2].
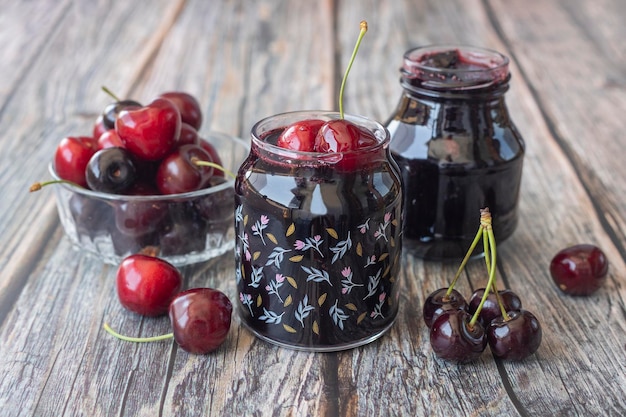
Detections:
[276, 119, 324, 152]
[314, 119, 377, 153]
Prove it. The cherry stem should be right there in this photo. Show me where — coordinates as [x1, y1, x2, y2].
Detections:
[103, 323, 173, 343]
[469, 210, 498, 328]
[101, 86, 121, 102]
[29, 179, 83, 192]
[338, 21, 368, 119]
[191, 159, 237, 180]
[445, 224, 483, 297]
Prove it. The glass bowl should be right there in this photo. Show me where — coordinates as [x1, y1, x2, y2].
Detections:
[50, 131, 249, 266]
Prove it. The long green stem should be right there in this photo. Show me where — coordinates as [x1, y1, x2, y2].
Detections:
[469, 225, 498, 328]
[192, 159, 237, 180]
[338, 21, 368, 119]
[103, 323, 173, 343]
[446, 225, 483, 297]
[29, 179, 83, 192]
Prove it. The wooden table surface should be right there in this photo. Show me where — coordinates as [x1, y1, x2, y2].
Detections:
[1, 0, 625, 416]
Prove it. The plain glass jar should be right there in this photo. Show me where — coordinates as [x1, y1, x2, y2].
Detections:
[386, 45, 525, 261]
[234, 111, 403, 351]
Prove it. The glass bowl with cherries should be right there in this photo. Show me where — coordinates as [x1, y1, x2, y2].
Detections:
[33, 89, 249, 266]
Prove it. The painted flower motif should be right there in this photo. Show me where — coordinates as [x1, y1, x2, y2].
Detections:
[371, 292, 386, 319]
[294, 235, 324, 256]
[358, 218, 370, 234]
[251, 215, 270, 245]
[340, 266, 363, 295]
[240, 292, 254, 317]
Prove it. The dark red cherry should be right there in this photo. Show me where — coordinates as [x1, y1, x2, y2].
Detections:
[116, 254, 183, 317]
[549, 244, 609, 296]
[487, 310, 542, 360]
[103, 99, 142, 130]
[159, 91, 203, 130]
[422, 287, 467, 328]
[276, 119, 324, 152]
[155, 144, 214, 194]
[169, 288, 232, 354]
[468, 288, 522, 327]
[199, 139, 224, 177]
[85, 147, 137, 193]
[116, 98, 181, 161]
[53, 136, 98, 187]
[177, 122, 200, 146]
[430, 309, 487, 362]
[114, 198, 168, 238]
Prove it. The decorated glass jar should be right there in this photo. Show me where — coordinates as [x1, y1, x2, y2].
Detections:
[234, 111, 403, 351]
[385, 45, 525, 261]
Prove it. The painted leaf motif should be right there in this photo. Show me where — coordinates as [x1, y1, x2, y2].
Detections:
[383, 264, 391, 277]
[378, 252, 389, 262]
[257, 294, 263, 307]
[284, 294, 293, 307]
[286, 223, 296, 237]
[357, 312, 367, 324]
[326, 228, 338, 239]
[392, 219, 398, 226]
[345, 303, 357, 311]
[243, 214, 249, 226]
[266, 233, 278, 245]
[390, 237, 395, 247]
[287, 276, 298, 288]
[289, 255, 304, 262]
[356, 242, 363, 257]
[283, 324, 297, 333]
[318, 293, 327, 306]
[253, 251, 261, 261]
[312, 321, 320, 335]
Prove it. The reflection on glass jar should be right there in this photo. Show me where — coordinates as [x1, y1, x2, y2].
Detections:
[235, 111, 403, 351]
[386, 45, 525, 261]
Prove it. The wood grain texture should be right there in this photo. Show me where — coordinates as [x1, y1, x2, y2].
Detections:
[0, 0, 624, 416]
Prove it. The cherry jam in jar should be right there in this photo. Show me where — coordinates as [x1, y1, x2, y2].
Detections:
[235, 111, 402, 351]
[386, 45, 525, 261]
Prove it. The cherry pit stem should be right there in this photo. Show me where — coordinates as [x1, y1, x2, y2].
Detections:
[338, 21, 368, 119]
[103, 323, 173, 343]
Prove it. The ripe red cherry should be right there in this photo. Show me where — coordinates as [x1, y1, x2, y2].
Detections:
[159, 92, 203, 130]
[314, 119, 377, 153]
[177, 122, 200, 146]
[277, 119, 324, 152]
[97, 130, 124, 150]
[487, 309, 542, 360]
[422, 287, 467, 328]
[155, 144, 214, 194]
[549, 244, 609, 296]
[116, 254, 183, 317]
[169, 288, 232, 354]
[93, 114, 110, 141]
[53, 136, 98, 187]
[430, 309, 487, 362]
[199, 139, 224, 177]
[116, 98, 181, 161]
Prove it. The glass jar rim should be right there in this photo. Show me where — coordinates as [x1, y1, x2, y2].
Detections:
[401, 44, 510, 90]
[250, 110, 390, 164]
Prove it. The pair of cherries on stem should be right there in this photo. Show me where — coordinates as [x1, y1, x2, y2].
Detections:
[105, 254, 232, 354]
[423, 208, 543, 362]
[275, 21, 377, 166]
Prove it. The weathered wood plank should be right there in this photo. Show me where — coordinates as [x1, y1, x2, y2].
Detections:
[0, 0, 625, 416]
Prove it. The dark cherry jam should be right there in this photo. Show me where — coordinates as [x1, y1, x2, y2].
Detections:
[386, 45, 525, 261]
[234, 111, 402, 351]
